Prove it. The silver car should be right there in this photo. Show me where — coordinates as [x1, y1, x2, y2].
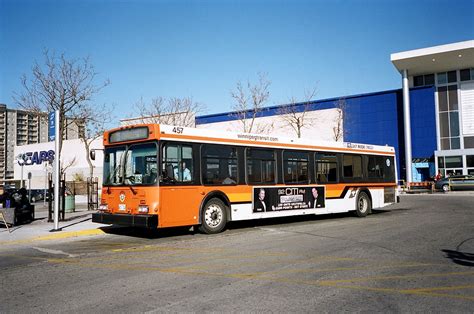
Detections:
[435, 175, 474, 192]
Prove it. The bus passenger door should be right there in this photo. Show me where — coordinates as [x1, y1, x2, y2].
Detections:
[159, 142, 201, 228]
[160, 186, 201, 228]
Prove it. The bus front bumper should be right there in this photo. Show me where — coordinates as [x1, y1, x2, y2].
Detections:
[92, 212, 158, 228]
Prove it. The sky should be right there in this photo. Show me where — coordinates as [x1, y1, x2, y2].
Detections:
[1, 0, 473, 126]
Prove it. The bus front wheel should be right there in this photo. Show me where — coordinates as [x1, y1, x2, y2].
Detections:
[198, 198, 228, 234]
[355, 191, 371, 217]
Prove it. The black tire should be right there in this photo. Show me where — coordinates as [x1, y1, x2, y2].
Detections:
[355, 191, 371, 217]
[442, 184, 449, 192]
[198, 198, 228, 234]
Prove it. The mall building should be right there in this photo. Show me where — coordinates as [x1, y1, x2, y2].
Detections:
[196, 40, 474, 184]
[0, 104, 85, 190]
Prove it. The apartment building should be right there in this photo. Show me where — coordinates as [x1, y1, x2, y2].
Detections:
[0, 103, 82, 187]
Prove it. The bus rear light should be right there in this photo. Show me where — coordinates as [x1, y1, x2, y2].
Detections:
[138, 205, 149, 213]
[99, 204, 109, 211]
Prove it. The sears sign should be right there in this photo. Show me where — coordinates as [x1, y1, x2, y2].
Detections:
[18, 150, 55, 166]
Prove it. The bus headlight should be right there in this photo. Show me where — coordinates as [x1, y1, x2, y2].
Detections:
[138, 205, 149, 213]
[99, 204, 108, 211]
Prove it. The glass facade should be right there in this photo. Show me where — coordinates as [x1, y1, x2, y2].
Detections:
[413, 74, 435, 87]
[460, 68, 474, 81]
[437, 84, 460, 150]
[434, 67, 474, 177]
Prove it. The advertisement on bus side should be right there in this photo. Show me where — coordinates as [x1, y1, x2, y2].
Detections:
[252, 186, 325, 213]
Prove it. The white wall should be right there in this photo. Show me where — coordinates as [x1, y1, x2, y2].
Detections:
[196, 108, 341, 142]
[14, 137, 104, 189]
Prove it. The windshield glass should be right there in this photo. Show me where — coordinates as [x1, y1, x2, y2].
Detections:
[103, 143, 158, 186]
[124, 143, 158, 185]
[103, 146, 126, 186]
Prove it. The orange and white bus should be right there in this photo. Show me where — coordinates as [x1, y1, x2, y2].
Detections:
[92, 124, 399, 233]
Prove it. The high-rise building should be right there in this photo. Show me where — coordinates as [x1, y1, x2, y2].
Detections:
[0, 103, 82, 187]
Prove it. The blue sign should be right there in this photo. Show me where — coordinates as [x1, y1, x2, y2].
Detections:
[48, 111, 55, 142]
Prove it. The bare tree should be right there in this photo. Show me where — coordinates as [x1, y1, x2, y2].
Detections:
[277, 87, 318, 138]
[75, 103, 114, 178]
[230, 72, 272, 133]
[133, 96, 204, 127]
[13, 51, 110, 161]
[61, 157, 77, 175]
[332, 98, 347, 142]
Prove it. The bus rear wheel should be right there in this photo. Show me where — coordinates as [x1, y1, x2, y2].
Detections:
[198, 198, 227, 234]
[355, 191, 371, 217]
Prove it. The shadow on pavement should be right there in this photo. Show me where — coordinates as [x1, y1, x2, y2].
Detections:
[98, 210, 392, 240]
[60, 217, 93, 230]
[442, 237, 474, 267]
[99, 225, 194, 239]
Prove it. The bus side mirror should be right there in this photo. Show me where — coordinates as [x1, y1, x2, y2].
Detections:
[90, 150, 96, 161]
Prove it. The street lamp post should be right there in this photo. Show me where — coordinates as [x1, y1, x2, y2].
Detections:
[16, 154, 25, 188]
[44, 164, 48, 205]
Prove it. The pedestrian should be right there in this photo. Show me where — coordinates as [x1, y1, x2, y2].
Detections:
[435, 170, 442, 181]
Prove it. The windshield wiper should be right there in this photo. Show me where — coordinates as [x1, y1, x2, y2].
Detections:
[124, 175, 138, 195]
[128, 185, 137, 195]
[105, 164, 121, 193]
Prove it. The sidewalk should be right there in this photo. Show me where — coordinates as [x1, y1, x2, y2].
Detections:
[0, 201, 109, 245]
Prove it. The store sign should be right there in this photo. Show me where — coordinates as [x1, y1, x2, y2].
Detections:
[18, 150, 55, 166]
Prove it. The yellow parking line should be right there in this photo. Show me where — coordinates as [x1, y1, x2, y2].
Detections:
[0, 229, 105, 246]
[264, 262, 439, 276]
[319, 271, 474, 284]
[319, 283, 474, 301]
[45, 258, 474, 301]
[403, 285, 474, 292]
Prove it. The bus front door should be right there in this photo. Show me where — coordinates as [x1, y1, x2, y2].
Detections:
[159, 186, 201, 228]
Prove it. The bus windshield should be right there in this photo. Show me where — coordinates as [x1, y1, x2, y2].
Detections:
[103, 142, 158, 186]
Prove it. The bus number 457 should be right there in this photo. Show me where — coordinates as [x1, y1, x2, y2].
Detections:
[172, 127, 184, 134]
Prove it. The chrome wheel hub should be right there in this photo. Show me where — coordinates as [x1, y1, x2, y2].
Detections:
[204, 204, 223, 228]
[359, 197, 368, 213]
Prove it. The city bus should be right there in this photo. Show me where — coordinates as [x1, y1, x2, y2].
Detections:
[92, 124, 399, 233]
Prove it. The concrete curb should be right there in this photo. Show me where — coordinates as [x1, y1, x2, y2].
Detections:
[0, 228, 106, 246]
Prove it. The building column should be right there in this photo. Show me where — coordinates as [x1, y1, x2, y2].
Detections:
[402, 69, 412, 186]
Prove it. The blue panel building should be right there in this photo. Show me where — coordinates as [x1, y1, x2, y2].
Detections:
[196, 40, 474, 184]
[196, 87, 438, 182]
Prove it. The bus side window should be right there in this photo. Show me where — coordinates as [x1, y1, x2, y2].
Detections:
[161, 143, 193, 183]
[202, 144, 238, 185]
[343, 154, 362, 179]
[246, 148, 276, 184]
[315, 152, 338, 183]
[368, 156, 385, 178]
[283, 151, 309, 184]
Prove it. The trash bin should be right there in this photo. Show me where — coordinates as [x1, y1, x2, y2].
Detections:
[65, 195, 75, 213]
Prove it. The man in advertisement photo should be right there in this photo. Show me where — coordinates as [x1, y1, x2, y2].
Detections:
[254, 188, 269, 212]
[310, 187, 325, 208]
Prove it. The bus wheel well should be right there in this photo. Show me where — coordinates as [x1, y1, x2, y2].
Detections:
[199, 191, 231, 224]
[357, 188, 372, 215]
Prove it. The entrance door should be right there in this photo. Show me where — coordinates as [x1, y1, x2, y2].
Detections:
[159, 142, 201, 228]
[160, 186, 201, 227]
